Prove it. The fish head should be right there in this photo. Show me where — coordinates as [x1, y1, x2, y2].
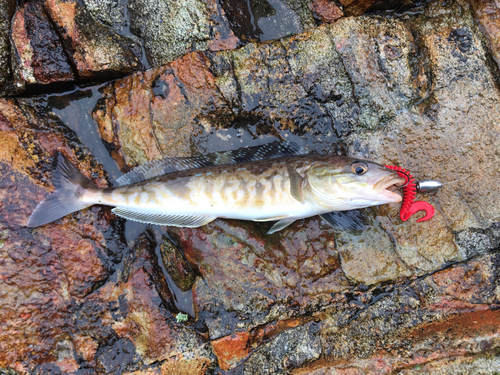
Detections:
[306, 157, 406, 210]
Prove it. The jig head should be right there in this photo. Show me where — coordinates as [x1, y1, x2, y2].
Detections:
[385, 165, 440, 222]
[416, 180, 443, 192]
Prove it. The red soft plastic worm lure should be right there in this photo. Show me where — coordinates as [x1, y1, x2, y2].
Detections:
[385, 165, 435, 222]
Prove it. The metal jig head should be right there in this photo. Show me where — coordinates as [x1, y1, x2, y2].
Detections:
[416, 180, 443, 192]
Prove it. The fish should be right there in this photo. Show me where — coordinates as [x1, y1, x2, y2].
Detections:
[27, 142, 406, 233]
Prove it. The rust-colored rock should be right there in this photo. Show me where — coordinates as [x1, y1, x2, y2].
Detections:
[0, 98, 110, 368]
[44, 0, 141, 79]
[212, 331, 251, 370]
[11, 2, 75, 86]
[93, 51, 231, 167]
[310, 0, 343, 24]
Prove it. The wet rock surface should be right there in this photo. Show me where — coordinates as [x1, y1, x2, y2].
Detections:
[0, 0, 15, 88]
[2, 0, 500, 373]
[11, 2, 75, 86]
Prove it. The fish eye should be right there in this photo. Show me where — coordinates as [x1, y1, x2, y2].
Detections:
[351, 161, 368, 175]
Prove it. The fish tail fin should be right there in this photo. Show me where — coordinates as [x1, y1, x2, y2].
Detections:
[27, 153, 97, 227]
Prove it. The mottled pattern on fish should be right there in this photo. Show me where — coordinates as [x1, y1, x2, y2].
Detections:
[27, 142, 405, 233]
[87, 156, 323, 220]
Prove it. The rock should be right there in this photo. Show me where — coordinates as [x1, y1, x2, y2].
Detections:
[11, 2, 75, 87]
[93, 51, 231, 167]
[330, 16, 415, 130]
[309, 0, 343, 24]
[0, 0, 15, 88]
[344, 0, 500, 275]
[44, 0, 142, 80]
[169, 217, 350, 340]
[0, 97, 112, 368]
[92, 230, 215, 371]
[127, 0, 336, 67]
[128, 0, 238, 66]
[160, 235, 196, 292]
[243, 321, 322, 373]
[332, 208, 413, 284]
[295, 253, 500, 374]
[470, 0, 500, 69]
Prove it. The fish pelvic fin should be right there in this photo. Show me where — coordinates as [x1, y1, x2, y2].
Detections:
[267, 219, 296, 234]
[27, 152, 97, 227]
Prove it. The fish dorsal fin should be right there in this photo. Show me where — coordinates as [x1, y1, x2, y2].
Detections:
[115, 141, 305, 186]
[112, 207, 216, 227]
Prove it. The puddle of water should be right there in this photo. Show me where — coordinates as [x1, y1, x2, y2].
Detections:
[220, 0, 303, 42]
[256, 0, 303, 42]
[47, 85, 124, 182]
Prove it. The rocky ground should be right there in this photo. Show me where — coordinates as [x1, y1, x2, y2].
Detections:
[1, 0, 500, 373]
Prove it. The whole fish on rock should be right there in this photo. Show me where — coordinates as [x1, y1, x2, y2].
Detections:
[27, 142, 405, 233]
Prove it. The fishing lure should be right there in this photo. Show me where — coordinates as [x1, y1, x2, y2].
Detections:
[385, 165, 441, 222]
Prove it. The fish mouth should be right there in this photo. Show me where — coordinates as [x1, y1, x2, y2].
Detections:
[375, 176, 406, 203]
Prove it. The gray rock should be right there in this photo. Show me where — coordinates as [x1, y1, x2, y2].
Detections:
[244, 321, 322, 374]
[455, 224, 500, 259]
[128, 0, 226, 66]
[0, 0, 15, 88]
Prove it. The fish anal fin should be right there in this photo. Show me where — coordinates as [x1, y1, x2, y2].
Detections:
[112, 207, 216, 227]
[267, 219, 296, 234]
[287, 164, 305, 204]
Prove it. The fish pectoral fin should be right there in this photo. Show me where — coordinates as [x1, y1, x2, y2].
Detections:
[287, 164, 306, 204]
[112, 207, 216, 227]
[266, 219, 296, 234]
[320, 210, 369, 232]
